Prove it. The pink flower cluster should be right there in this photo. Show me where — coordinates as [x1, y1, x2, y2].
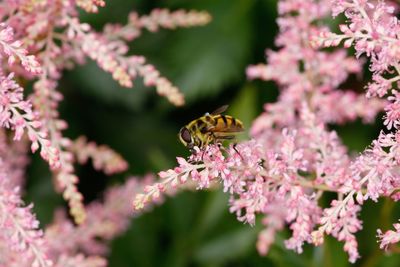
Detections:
[133, 115, 363, 261]
[44, 175, 156, 263]
[0, 24, 58, 169]
[70, 136, 128, 175]
[0, 1, 211, 266]
[133, 0, 400, 264]
[4, 0, 400, 264]
[312, 0, 400, 257]
[0, 132, 52, 267]
[0, 0, 210, 223]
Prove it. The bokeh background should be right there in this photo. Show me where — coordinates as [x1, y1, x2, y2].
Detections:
[25, 0, 400, 266]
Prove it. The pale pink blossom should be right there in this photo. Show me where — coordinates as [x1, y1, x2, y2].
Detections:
[64, 10, 210, 106]
[310, 0, 400, 259]
[312, 196, 362, 263]
[256, 213, 285, 255]
[54, 254, 106, 267]
[0, 161, 52, 267]
[5, 0, 400, 264]
[0, 73, 60, 169]
[0, 1, 212, 266]
[135, 0, 391, 263]
[1, 0, 210, 226]
[105, 9, 211, 42]
[70, 136, 128, 175]
[377, 223, 400, 250]
[46, 176, 154, 258]
[0, 23, 41, 75]
[75, 0, 105, 13]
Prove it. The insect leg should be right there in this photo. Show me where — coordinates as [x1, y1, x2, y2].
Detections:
[214, 135, 235, 147]
[200, 133, 214, 161]
[213, 135, 244, 160]
[232, 143, 244, 160]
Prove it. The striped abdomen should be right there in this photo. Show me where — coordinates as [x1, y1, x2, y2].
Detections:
[209, 114, 244, 133]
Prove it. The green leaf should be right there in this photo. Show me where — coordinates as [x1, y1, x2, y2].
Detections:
[25, 155, 62, 225]
[229, 84, 259, 139]
[194, 226, 259, 264]
[168, 0, 255, 102]
[194, 190, 230, 237]
[66, 62, 149, 112]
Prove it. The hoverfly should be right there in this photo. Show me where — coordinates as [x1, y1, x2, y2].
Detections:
[178, 105, 244, 152]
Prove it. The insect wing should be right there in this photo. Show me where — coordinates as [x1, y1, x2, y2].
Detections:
[214, 133, 236, 140]
[210, 105, 229, 115]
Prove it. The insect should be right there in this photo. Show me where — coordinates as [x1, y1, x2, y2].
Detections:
[178, 105, 244, 152]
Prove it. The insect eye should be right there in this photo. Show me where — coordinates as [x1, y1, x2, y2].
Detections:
[180, 128, 192, 143]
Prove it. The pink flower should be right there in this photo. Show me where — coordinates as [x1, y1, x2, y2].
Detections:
[70, 136, 128, 175]
[134, 0, 392, 263]
[377, 223, 400, 250]
[0, 23, 41, 75]
[75, 0, 105, 13]
[0, 1, 212, 266]
[0, 73, 60, 169]
[0, 161, 52, 267]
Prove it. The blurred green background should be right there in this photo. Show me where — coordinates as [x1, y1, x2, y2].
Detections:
[25, 0, 400, 266]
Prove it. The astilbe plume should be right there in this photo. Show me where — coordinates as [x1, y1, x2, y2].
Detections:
[0, 23, 58, 169]
[44, 175, 156, 262]
[311, 0, 400, 255]
[1, 172, 157, 267]
[132, 0, 400, 263]
[0, 0, 210, 223]
[0, 1, 211, 266]
[0, 131, 52, 267]
[70, 136, 128, 176]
